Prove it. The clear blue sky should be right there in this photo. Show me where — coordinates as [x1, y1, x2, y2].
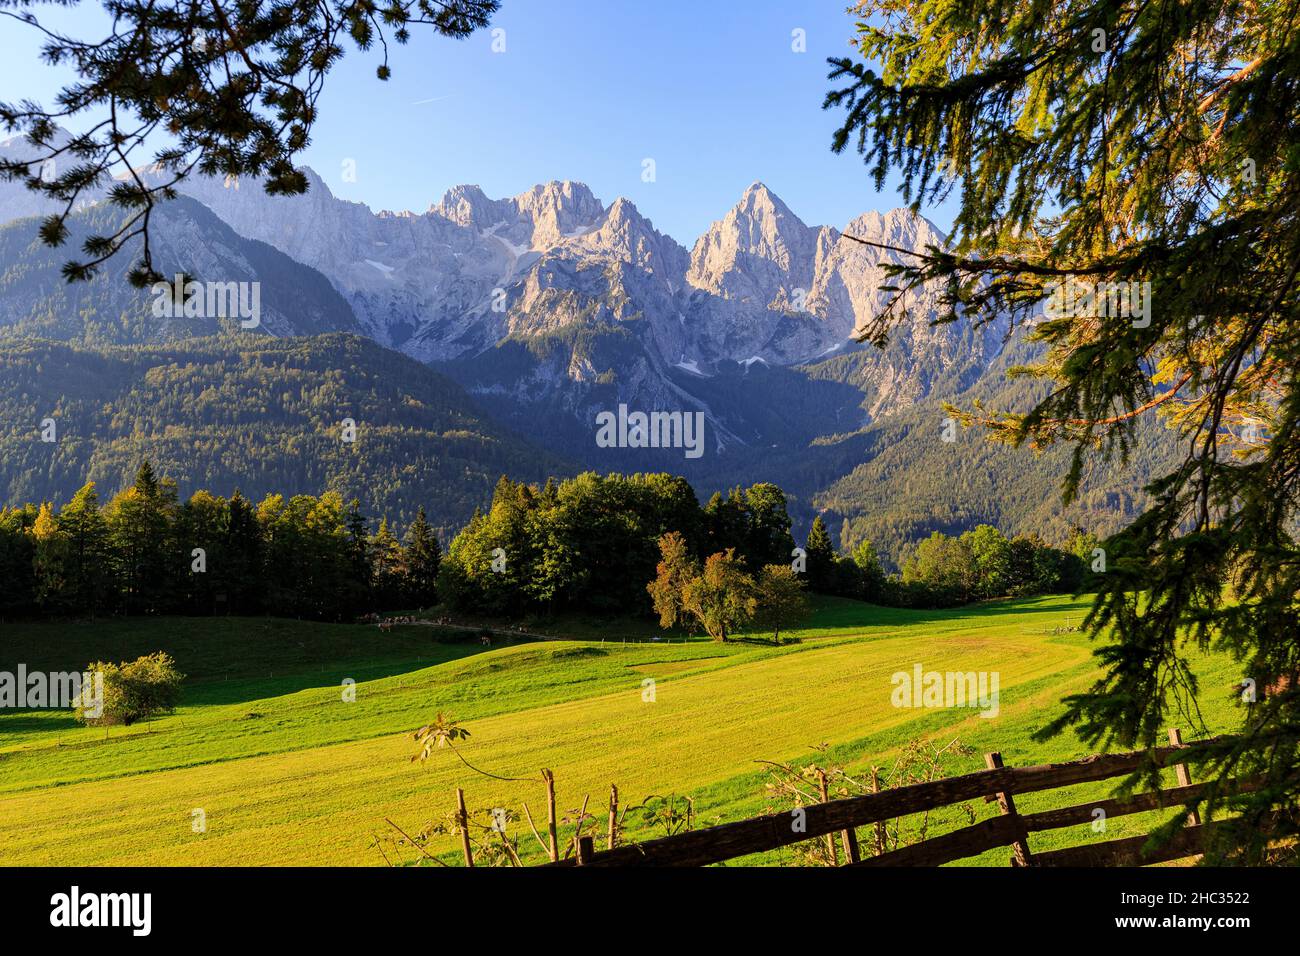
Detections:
[0, 1, 956, 244]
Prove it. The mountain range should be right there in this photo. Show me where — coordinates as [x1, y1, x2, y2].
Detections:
[0, 134, 1174, 563]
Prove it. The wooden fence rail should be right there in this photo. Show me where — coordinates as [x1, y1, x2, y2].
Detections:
[555, 732, 1252, 868]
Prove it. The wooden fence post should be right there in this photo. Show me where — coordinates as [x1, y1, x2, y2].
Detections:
[576, 835, 595, 865]
[455, 788, 474, 867]
[819, 771, 860, 864]
[871, 768, 886, 855]
[840, 823, 861, 865]
[1167, 728, 1201, 826]
[543, 769, 559, 862]
[607, 784, 619, 850]
[985, 752, 1033, 867]
[817, 770, 839, 865]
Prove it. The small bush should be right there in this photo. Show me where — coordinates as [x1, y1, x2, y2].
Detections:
[75, 652, 184, 727]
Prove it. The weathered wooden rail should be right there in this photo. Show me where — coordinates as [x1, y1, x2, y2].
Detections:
[555, 730, 1259, 867]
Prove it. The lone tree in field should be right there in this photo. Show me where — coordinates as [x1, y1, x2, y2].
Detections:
[827, 0, 1300, 861]
[649, 536, 759, 642]
[75, 651, 184, 728]
[682, 550, 759, 643]
[647, 531, 700, 632]
[0, 0, 499, 283]
[754, 564, 811, 644]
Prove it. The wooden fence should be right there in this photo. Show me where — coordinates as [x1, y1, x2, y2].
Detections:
[555, 730, 1261, 867]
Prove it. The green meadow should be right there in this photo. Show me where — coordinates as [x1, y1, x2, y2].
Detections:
[0, 596, 1247, 866]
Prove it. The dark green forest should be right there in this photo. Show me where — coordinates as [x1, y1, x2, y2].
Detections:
[0, 328, 1142, 584]
[0, 460, 1093, 624]
[0, 333, 567, 540]
[816, 336, 1184, 566]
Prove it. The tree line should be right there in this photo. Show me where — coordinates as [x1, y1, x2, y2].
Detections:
[767, 514, 1096, 611]
[0, 461, 440, 621]
[437, 474, 1095, 620]
[0, 462, 1097, 623]
[437, 474, 798, 618]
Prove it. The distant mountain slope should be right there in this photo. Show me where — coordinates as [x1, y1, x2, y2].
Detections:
[0, 334, 570, 537]
[0, 196, 363, 343]
[0, 149, 1179, 558]
[809, 336, 1184, 564]
[0, 153, 1012, 447]
[154, 171, 1009, 449]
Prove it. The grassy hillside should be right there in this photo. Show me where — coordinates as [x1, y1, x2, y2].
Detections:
[0, 597, 1246, 866]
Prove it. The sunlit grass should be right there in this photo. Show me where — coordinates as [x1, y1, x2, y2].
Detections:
[0, 594, 1246, 866]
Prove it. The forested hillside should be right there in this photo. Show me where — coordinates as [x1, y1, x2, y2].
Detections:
[0, 327, 1174, 564]
[0, 462, 1087, 623]
[668, 334, 1184, 567]
[814, 336, 1186, 564]
[0, 333, 570, 537]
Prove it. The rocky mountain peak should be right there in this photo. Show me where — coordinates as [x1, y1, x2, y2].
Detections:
[511, 180, 604, 248]
[842, 207, 947, 253]
[604, 195, 639, 223]
[687, 181, 818, 302]
[721, 181, 808, 247]
[575, 196, 688, 278]
[737, 180, 792, 217]
[431, 184, 506, 227]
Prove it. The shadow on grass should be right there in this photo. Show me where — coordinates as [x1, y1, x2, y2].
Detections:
[0, 711, 84, 735]
[728, 636, 802, 647]
[179, 639, 521, 707]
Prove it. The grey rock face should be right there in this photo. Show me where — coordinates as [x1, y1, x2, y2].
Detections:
[0, 151, 1010, 447]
